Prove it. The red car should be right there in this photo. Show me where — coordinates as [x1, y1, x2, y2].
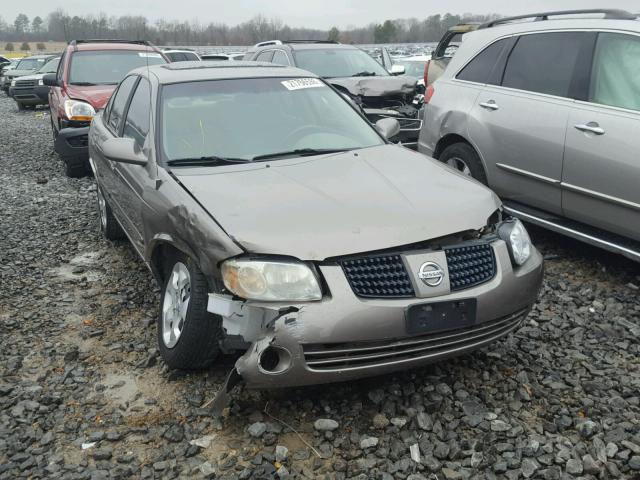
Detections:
[43, 40, 166, 177]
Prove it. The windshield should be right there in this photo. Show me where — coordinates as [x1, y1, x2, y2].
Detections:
[293, 48, 390, 78]
[394, 60, 427, 77]
[69, 50, 166, 85]
[38, 57, 60, 74]
[161, 77, 384, 163]
[16, 58, 47, 70]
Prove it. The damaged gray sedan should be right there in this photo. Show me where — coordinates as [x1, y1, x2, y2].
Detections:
[89, 61, 543, 391]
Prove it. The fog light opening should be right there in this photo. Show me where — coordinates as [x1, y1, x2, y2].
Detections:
[258, 346, 292, 374]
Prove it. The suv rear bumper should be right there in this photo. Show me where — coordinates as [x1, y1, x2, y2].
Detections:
[55, 127, 90, 159]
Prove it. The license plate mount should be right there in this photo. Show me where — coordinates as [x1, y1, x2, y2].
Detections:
[405, 299, 477, 335]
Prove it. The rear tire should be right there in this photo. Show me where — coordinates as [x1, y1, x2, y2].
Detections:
[63, 155, 88, 178]
[439, 142, 488, 185]
[157, 252, 222, 370]
[96, 185, 124, 240]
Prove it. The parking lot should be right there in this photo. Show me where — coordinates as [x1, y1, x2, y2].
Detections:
[1, 93, 639, 479]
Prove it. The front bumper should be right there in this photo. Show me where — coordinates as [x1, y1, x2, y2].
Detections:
[54, 126, 90, 159]
[212, 240, 543, 388]
[9, 85, 49, 105]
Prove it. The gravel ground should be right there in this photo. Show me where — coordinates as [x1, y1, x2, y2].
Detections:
[1, 93, 639, 480]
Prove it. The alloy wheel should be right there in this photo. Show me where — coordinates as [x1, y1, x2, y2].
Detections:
[161, 262, 191, 348]
[445, 156, 472, 176]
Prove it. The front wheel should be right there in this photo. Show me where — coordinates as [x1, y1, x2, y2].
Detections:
[157, 253, 222, 370]
[63, 155, 88, 178]
[16, 101, 25, 111]
[439, 142, 488, 185]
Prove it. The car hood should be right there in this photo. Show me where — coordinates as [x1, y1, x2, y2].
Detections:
[13, 72, 45, 81]
[66, 84, 117, 109]
[6, 69, 37, 78]
[328, 76, 417, 97]
[172, 145, 501, 260]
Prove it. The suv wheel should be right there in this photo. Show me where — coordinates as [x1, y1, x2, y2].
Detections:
[16, 101, 25, 111]
[96, 186, 124, 240]
[158, 252, 222, 370]
[439, 143, 488, 185]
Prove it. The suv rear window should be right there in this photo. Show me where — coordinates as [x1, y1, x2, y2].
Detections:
[456, 39, 509, 84]
[69, 50, 165, 85]
[501, 32, 585, 98]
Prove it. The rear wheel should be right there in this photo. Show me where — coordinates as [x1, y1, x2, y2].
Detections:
[63, 155, 88, 178]
[157, 252, 222, 370]
[439, 142, 488, 185]
[96, 185, 124, 240]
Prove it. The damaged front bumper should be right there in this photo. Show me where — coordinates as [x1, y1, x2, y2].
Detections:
[54, 126, 90, 159]
[208, 240, 543, 389]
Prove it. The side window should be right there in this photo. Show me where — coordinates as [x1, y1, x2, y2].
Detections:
[502, 32, 586, 98]
[272, 50, 290, 66]
[107, 75, 138, 134]
[456, 38, 509, 84]
[256, 51, 274, 62]
[589, 33, 640, 111]
[123, 78, 151, 148]
[56, 51, 66, 82]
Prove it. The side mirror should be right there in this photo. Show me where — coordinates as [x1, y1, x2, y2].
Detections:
[375, 118, 401, 140]
[102, 137, 147, 166]
[42, 73, 58, 87]
[390, 64, 405, 76]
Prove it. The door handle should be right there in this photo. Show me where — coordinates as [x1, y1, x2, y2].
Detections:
[574, 122, 605, 135]
[479, 100, 499, 111]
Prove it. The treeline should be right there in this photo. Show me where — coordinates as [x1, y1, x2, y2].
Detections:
[0, 10, 499, 46]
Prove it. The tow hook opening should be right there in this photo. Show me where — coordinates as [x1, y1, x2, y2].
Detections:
[258, 346, 292, 374]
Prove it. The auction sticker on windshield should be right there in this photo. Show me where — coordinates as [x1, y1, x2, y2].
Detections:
[281, 78, 325, 90]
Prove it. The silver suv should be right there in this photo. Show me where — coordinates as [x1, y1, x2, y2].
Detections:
[418, 9, 640, 261]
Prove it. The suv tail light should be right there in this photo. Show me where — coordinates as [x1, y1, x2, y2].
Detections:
[425, 84, 435, 104]
[423, 60, 430, 87]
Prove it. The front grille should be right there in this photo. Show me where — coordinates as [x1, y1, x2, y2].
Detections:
[16, 80, 36, 88]
[66, 134, 88, 148]
[303, 309, 526, 371]
[445, 243, 496, 291]
[341, 255, 414, 298]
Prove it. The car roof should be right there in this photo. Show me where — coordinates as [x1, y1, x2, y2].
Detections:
[446, 17, 640, 77]
[135, 61, 318, 84]
[72, 42, 159, 52]
[21, 54, 55, 59]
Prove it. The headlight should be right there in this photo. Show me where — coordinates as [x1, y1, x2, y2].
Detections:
[221, 258, 322, 301]
[38, 79, 44, 86]
[498, 219, 532, 266]
[64, 99, 96, 121]
[11, 79, 16, 86]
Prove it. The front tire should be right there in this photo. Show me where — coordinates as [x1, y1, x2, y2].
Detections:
[157, 252, 222, 370]
[439, 142, 488, 185]
[16, 101, 25, 111]
[96, 185, 124, 240]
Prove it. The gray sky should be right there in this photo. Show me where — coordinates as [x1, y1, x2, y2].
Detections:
[3, 0, 639, 30]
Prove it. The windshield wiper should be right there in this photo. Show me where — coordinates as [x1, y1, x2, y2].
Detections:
[352, 71, 377, 77]
[167, 156, 251, 167]
[252, 148, 351, 161]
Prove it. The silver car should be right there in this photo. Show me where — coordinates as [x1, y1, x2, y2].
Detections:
[418, 9, 640, 261]
[89, 61, 542, 392]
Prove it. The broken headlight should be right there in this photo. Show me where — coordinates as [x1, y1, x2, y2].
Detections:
[221, 258, 322, 301]
[498, 219, 532, 266]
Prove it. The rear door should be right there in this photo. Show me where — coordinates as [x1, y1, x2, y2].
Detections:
[467, 31, 595, 215]
[92, 75, 138, 233]
[562, 32, 640, 241]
